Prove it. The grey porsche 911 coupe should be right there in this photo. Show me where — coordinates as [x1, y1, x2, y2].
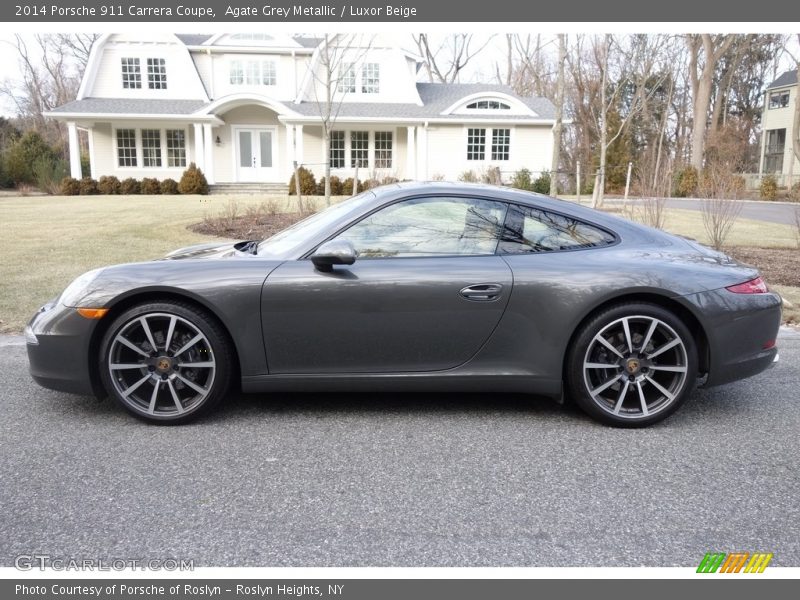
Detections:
[26, 182, 781, 427]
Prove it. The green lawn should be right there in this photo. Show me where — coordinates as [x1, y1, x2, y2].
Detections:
[0, 194, 797, 333]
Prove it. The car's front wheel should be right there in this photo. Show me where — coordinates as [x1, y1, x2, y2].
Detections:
[99, 301, 232, 424]
[566, 303, 698, 427]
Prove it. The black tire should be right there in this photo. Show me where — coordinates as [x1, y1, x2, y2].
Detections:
[565, 302, 698, 428]
[99, 301, 233, 424]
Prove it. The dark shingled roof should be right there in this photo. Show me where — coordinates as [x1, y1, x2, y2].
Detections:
[174, 34, 321, 49]
[49, 98, 207, 115]
[290, 83, 556, 121]
[49, 84, 556, 122]
[768, 70, 798, 90]
[174, 34, 212, 46]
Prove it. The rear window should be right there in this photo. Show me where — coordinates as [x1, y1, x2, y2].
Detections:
[499, 205, 616, 254]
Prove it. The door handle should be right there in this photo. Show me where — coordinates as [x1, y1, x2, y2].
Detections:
[459, 283, 503, 302]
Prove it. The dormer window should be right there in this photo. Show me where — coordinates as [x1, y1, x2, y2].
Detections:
[361, 63, 380, 94]
[230, 33, 274, 42]
[121, 58, 141, 89]
[338, 64, 356, 93]
[147, 58, 167, 90]
[466, 100, 510, 110]
[229, 60, 277, 86]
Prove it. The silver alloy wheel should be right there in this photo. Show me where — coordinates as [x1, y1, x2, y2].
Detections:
[582, 315, 688, 419]
[107, 312, 216, 418]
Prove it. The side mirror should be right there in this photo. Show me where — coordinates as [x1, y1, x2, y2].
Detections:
[311, 239, 358, 272]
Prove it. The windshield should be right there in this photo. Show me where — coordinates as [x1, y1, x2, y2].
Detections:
[256, 190, 376, 257]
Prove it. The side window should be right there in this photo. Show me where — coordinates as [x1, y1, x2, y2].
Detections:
[500, 205, 616, 253]
[334, 197, 508, 258]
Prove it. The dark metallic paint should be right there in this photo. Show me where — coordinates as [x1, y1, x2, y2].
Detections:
[27, 182, 781, 402]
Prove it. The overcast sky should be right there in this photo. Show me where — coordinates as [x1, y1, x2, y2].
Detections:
[0, 32, 797, 118]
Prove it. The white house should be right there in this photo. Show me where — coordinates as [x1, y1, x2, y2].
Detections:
[758, 69, 799, 186]
[48, 33, 559, 189]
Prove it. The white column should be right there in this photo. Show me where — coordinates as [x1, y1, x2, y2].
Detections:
[406, 126, 416, 180]
[418, 125, 428, 180]
[295, 125, 304, 167]
[193, 123, 205, 171]
[87, 128, 96, 180]
[285, 123, 295, 176]
[67, 122, 81, 179]
[203, 123, 215, 184]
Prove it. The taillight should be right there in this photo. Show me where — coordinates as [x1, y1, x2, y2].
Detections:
[726, 276, 769, 294]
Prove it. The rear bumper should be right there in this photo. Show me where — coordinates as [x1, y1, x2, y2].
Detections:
[26, 301, 98, 396]
[681, 289, 782, 387]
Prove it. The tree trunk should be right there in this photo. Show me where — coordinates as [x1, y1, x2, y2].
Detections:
[689, 34, 735, 171]
[323, 126, 331, 205]
[549, 34, 566, 197]
[593, 35, 610, 209]
[690, 72, 714, 171]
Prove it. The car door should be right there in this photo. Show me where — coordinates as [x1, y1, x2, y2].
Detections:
[261, 195, 514, 374]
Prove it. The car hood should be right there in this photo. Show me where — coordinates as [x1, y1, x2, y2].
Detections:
[162, 240, 258, 260]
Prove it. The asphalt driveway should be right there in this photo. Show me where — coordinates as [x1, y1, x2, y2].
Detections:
[0, 332, 798, 567]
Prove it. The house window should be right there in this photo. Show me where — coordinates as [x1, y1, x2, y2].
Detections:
[768, 91, 790, 109]
[147, 58, 167, 89]
[338, 63, 356, 93]
[141, 129, 162, 167]
[166, 130, 187, 168]
[230, 33, 273, 42]
[116, 129, 137, 167]
[374, 132, 393, 168]
[229, 60, 276, 86]
[229, 61, 244, 85]
[329, 131, 345, 169]
[491, 128, 510, 161]
[121, 58, 141, 89]
[763, 129, 786, 173]
[350, 131, 369, 168]
[467, 128, 486, 161]
[466, 100, 511, 110]
[361, 63, 380, 94]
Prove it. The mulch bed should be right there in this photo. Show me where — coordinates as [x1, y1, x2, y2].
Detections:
[726, 247, 800, 288]
[189, 212, 304, 240]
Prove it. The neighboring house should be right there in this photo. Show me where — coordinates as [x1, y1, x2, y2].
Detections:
[47, 33, 558, 189]
[758, 69, 799, 186]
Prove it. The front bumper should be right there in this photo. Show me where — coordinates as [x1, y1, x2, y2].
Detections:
[26, 300, 99, 396]
[682, 288, 782, 387]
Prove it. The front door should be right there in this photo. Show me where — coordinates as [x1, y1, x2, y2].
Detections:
[235, 128, 276, 182]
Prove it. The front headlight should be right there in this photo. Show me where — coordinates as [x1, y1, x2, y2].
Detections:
[59, 268, 104, 307]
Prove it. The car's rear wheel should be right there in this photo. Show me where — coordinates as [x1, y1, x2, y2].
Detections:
[99, 302, 232, 424]
[566, 303, 698, 427]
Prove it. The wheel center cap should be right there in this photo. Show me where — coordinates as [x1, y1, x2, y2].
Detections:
[156, 357, 172, 372]
[625, 358, 641, 374]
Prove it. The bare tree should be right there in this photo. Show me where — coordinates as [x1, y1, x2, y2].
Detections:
[698, 124, 746, 250]
[308, 34, 372, 206]
[686, 34, 735, 171]
[0, 34, 99, 151]
[583, 35, 670, 208]
[549, 34, 566, 197]
[413, 34, 494, 83]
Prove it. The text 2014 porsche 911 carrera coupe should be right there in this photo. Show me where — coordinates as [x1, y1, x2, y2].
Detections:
[26, 182, 781, 427]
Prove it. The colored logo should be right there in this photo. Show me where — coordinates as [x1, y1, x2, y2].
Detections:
[697, 552, 773, 573]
